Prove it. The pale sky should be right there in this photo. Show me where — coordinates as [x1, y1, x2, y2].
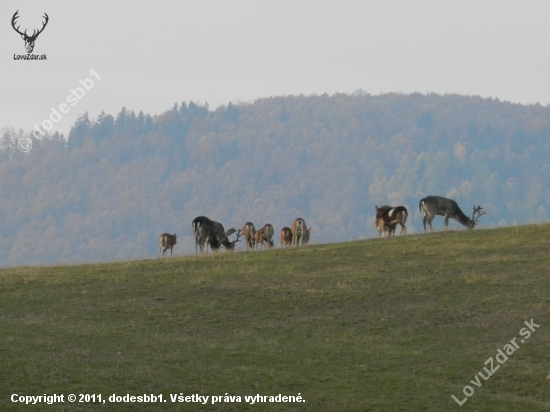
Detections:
[2, 1, 550, 136]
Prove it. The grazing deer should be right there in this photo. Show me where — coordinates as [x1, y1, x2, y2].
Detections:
[376, 217, 392, 237]
[192, 216, 242, 253]
[291, 218, 308, 246]
[419, 196, 487, 232]
[280, 227, 293, 247]
[213, 228, 243, 251]
[158, 233, 177, 258]
[242, 222, 256, 251]
[255, 224, 275, 249]
[375, 205, 408, 236]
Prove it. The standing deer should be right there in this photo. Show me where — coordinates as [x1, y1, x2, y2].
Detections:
[242, 222, 256, 251]
[291, 218, 308, 246]
[255, 224, 275, 249]
[280, 227, 293, 247]
[419, 196, 486, 232]
[375, 205, 408, 236]
[375, 205, 392, 237]
[158, 233, 177, 258]
[192, 216, 210, 254]
[192, 216, 242, 253]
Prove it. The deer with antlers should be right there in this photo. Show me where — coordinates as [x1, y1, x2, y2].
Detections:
[291, 218, 308, 246]
[419, 196, 486, 232]
[255, 223, 275, 249]
[12, 11, 49, 54]
[192, 216, 242, 253]
[158, 233, 177, 258]
[375, 205, 408, 236]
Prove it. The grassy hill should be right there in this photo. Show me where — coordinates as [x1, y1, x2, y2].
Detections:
[1, 224, 549, 411]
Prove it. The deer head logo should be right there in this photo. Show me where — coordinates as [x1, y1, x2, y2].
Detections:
[11, 11, 49, 54]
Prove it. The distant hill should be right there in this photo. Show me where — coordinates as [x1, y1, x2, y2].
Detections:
[1, 92, 549, 266]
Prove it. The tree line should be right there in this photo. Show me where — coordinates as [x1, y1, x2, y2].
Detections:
[1, 92, 549, 266]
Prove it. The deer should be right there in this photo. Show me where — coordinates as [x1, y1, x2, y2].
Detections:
[280, 227, 293, 247]
[375, 205, 393, 237]
[12, 11, 49, 54]
[376, 217, 392, 237]
[419, 196, 487, 232]
[375, 205, 408, 236]
[192, 216, 242, 253]
[302, 228, 311, 245]
[192, 216, 210, 254]
[255, 224, 275, 249]
[158, 233, 177, 258]
[242, 222, 256, 251]
[291, 218, 308, 246]
[210, 228, 243, 251]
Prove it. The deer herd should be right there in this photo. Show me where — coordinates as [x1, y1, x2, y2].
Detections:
[158, 196, 486, 257]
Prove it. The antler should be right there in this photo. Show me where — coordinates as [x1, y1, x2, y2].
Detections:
[222, 229, 243, 250]
[231, 229, 243, 245]
[11, 11, 26, 36]
[472, 206, 487, 222]
[32, 13, 49, 39]
[225, 228, 237, 238]
[11, 11, 49, 39]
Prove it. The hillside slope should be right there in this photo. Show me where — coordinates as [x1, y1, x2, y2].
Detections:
[1, 224, 549, 411]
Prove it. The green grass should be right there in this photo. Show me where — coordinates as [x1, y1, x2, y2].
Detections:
[1, 224, 550, 411]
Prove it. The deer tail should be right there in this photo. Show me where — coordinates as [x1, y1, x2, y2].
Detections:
[402, 207, 408, 225]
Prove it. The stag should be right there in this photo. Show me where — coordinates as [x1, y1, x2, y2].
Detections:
[375, 205, 408, 236]
[210, 228, 243, 251]
[12, 11, 49, 54]
[192, 216, 242, 253]
[280, 227, 293, 247]
[419, 196, 486, 232]
[291, 218, 308, 246]
[242, 222, 256, 251]
[255, 224, 275, 249]
[158, 233, 177, 258]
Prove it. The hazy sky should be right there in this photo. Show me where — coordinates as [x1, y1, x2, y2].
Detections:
[2, 1, 550, 136]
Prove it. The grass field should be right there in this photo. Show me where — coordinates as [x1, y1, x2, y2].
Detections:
[1, 224, 549, 411]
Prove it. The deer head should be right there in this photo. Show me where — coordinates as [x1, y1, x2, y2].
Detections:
[221, 228, 243, 251]
[470, 206, 487, 228]
[12, 11, 49, 54]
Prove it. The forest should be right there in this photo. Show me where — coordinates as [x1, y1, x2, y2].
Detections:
[1, 92, 549, 266]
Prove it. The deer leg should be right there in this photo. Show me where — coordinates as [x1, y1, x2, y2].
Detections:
[427, 216, 434, 232]
[444, 215, 449, 230]
[423, 216, 428, 232]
